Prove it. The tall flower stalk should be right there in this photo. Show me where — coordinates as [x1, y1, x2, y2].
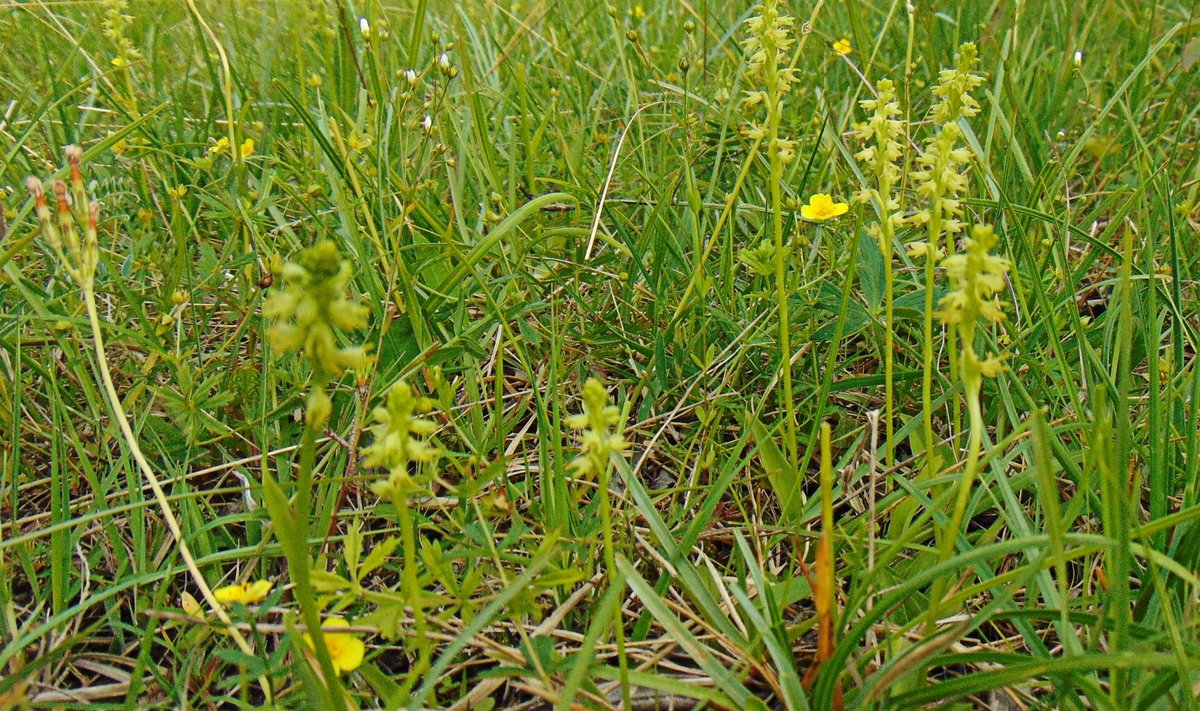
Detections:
[742, 0, 801, 469]
[854, 80, 906, 467]
[908, 44, 985, 477]
[566, 378, 632, 707]
[28, 148, 271, 700]
[929, 225, 1010, 617]
[364, 382, 439, 694]
[262, 239, 371, 703]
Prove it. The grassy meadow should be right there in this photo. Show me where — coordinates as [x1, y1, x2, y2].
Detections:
[3, 0, 1200, 708]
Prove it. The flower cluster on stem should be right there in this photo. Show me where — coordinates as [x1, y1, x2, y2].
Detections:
[932, 224, 1010, 611]
[741, 1, 803, 471]
[566, 378, 629, 480]
[853, 79, 906, 466]
[263, 240, 372, 430]
[363, 382, 439, 500]
[908, 43, 986, 475]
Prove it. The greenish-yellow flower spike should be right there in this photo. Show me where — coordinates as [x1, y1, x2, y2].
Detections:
[363, 382, 439, 499]
[936, 225, 1011, 328]
[264, 240, 373, 383]
[931, 43, 985, 125]
[566, 378, 629, 479]
[741, 1, 797, 97]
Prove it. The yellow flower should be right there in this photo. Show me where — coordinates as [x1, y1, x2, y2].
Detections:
[800, 193, 849, 221]
[167, 185, 188, 200]
[303, 617, 365, 676]
[632, 5, 644, 19]
[213, 579, 273, 607]
[111, 56, 129, 68]
[208, 137, 229, 156]
[239, 138, 255, 159]
[833, 38, 852, 56]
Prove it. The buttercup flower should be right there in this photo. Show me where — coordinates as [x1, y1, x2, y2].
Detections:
[303, 617, 365, 676]
[800, 193, 849, 221]
[213, 579, 273, 607]
[833, 38, 852, 56]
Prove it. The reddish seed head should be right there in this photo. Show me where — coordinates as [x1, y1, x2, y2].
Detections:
[88, 201, 99, 230]
[26, 177, 48, 208]
[52, 180, 70, 212]
[65, 145, 84, 183]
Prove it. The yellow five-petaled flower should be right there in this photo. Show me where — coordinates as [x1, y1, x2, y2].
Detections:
[833, 38, 852, 56]
[213, 579, 273, 607]
[303, 617, 366, 676]
[800, 193, 849, 222]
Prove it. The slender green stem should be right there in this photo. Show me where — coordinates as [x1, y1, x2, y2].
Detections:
[83, 288, 272, 700]
[874, 176, 897, 470]
[929, 337, 983, 628]
[921, 197, 943, 478]
[942, 387, 983, 564]
[394, 489, 432, 695]
[764, 27, 797, 472]
[598, 454, 631, 709]
[296, 421, 317, 527]
[884, 255, 895, 469]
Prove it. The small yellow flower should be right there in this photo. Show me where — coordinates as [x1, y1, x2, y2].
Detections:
[239, 138, 255, 159]
[800, 193, 849, 222]
[632, 5, 644, 19]
[833, 38, 852, 56]
[303, 617, 365, 676]
[213, 579, 273, 607]
[167, 185, 188, 200]
[208, 137, 229, 156]
[111, 56, 129, 68]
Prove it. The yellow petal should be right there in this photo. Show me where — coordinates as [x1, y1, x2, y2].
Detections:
[328, 634, 365, 675]
[304, 617, 366, 676]
[181, 591, 202, 617]
[213, 579, 273, 606]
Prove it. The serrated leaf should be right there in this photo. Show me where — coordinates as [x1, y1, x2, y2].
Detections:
[358, 536, 401, 582]
[310, 569, 352, 593]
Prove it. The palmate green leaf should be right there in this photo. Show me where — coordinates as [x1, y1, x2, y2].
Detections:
[408, 538, 559, 710]
[310, 569, 352, 593]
